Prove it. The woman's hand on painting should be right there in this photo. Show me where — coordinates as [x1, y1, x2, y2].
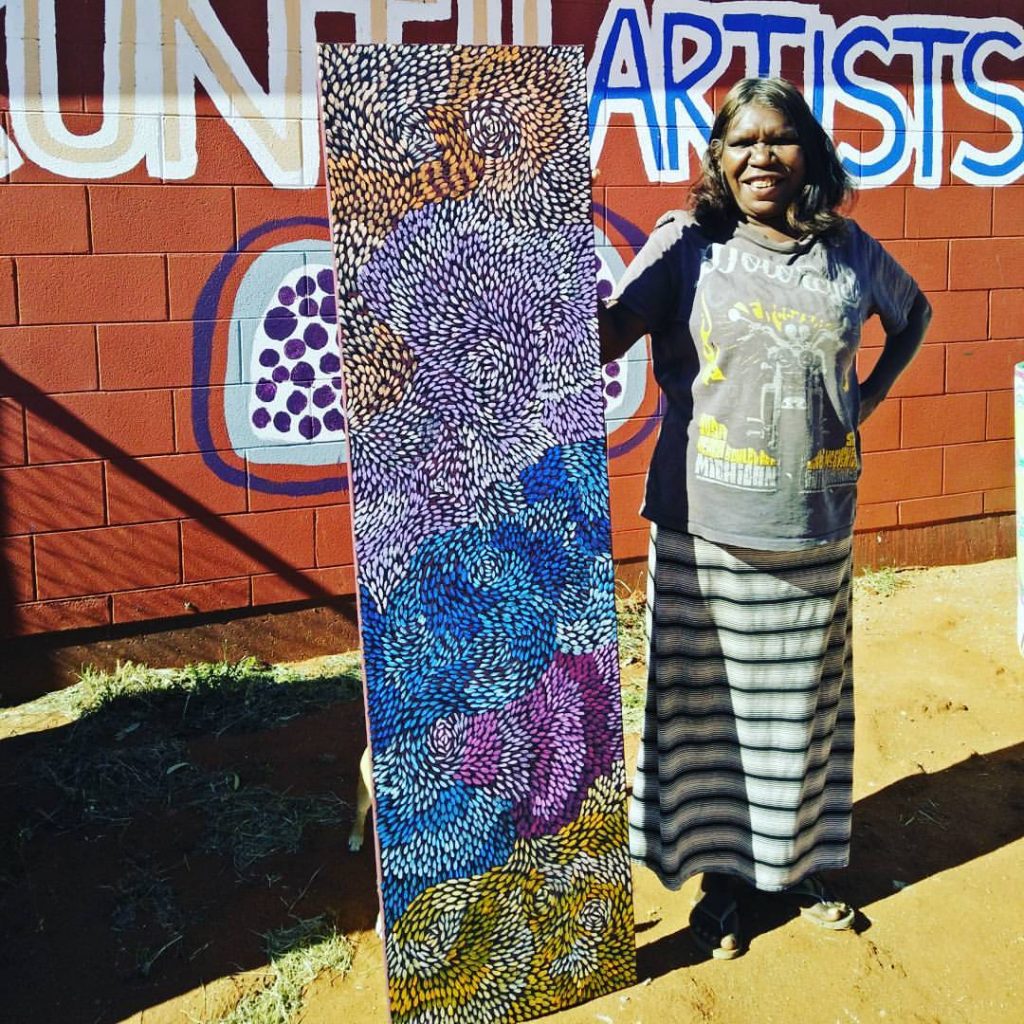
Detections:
[858, 290, 933, 424]
[598, 301, 648, 365]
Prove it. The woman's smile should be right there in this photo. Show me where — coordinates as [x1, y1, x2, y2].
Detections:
[720, 104, 806, 237]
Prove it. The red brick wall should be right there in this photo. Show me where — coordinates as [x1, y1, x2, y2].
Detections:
[1, 0, 1022, 639]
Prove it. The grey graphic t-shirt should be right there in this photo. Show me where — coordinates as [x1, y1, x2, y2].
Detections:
[611, 212, 919, 549]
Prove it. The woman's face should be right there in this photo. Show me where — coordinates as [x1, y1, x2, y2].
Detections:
[719, 102, 806, 236]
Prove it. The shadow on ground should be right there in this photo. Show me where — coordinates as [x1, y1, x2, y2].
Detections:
[635, 741, 1024, 981]
[4, 655, 1022, 1021]
[0, 665, 376, 1024]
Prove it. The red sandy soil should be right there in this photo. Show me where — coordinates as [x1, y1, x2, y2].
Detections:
[3, 559, 1023, 1024]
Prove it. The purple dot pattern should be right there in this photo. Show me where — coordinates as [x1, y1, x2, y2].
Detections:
[248, 263, 344, 441]
[292, 361, 315, 388]
[305, 323, 329, 349]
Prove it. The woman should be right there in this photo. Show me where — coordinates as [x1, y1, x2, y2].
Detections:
[599, 77, 931, 959]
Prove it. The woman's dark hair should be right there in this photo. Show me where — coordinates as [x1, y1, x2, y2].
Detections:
[691, 77, 853, 238]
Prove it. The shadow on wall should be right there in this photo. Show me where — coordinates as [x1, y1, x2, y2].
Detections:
[0, 364, 355, 703]
[0, 413, 14, 649]
[0, 663, 374, 1024]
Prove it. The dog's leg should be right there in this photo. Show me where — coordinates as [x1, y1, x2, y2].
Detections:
[347, 747, 386, 936]
[347, 746, 373, 852]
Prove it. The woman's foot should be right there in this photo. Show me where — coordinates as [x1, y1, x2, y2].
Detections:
[690, 873, 744, 960]
[785, 874, 855, 930]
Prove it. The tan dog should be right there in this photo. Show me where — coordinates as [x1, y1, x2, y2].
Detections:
[347, 746, 374, 852]
[348, 747, 385, 936]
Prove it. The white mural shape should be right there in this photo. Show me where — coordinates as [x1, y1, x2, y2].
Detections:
[595, 236, 646, 424]
[0, 0, 552, 183]
[0, 0, 1021, 187]
[588, 1, 1024, 188]
[216, 239, 349, 466]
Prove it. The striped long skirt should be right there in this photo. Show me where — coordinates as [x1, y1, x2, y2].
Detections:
[628, 525, 854, 892]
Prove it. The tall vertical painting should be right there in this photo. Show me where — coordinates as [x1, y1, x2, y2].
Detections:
[317, 43, 635, 1023]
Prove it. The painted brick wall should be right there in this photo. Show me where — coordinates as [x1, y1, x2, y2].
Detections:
[1, 0, 1022, 640]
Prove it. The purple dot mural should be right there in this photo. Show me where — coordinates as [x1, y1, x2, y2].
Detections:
[318, 42, 635, 1024]
[246, 259, 346, 448]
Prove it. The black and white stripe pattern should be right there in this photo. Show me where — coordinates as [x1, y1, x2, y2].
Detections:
[629, 526, 854, 892]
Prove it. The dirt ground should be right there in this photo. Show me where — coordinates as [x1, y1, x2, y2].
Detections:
[3, 559, 1023, 1024]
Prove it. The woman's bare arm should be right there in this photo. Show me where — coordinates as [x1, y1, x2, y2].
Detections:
[859, 290, 932, 423]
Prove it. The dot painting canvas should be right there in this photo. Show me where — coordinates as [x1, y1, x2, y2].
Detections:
[316, 44, 636, 1023]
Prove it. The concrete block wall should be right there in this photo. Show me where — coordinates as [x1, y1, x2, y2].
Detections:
[0, 0, 1022, 642]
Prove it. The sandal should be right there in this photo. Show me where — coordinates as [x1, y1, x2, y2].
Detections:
[786, 874, 855, 930]
[690, 880, 744, 960]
